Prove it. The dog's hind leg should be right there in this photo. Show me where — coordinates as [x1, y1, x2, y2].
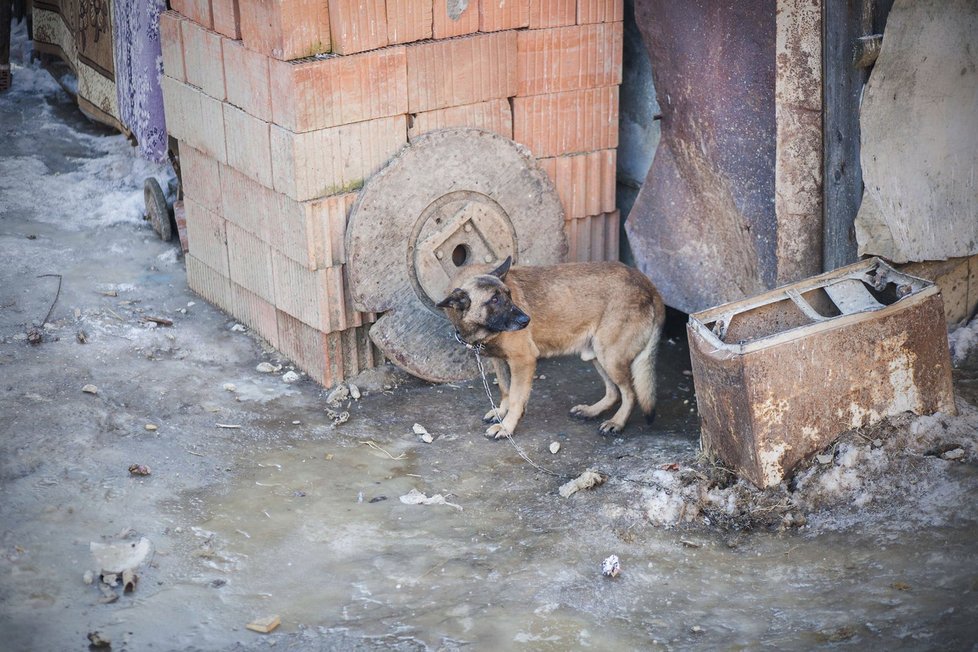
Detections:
[570, 360, 619, 419]
[483, 358, 510, 423]
[595, 356, 637, 434]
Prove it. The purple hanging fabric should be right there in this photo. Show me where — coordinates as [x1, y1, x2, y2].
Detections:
[112, 0, 168, 163]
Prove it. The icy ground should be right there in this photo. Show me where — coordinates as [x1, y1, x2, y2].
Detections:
[1, 20, 977, 651]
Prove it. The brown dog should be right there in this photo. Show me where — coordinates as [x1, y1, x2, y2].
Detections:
[437, 257, 665, 438]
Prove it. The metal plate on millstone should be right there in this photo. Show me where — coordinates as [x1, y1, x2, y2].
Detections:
[346, 128, 566, 382]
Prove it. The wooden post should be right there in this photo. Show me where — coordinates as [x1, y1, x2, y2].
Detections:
[822, 0, 894, 272]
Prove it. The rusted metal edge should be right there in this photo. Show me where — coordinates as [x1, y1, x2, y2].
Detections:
[688, 258, 940, 355]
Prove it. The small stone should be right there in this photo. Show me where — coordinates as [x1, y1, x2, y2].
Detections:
[187, 301, 196, 307]
[83, 570, 94, 584]
[256, 362, 276, 373]
[538, 374, 546, 380]
[82, 384, 98, 395]
[549, 442, 560, 454]
[413, 423, 434, 443]
[144, 424, 158, 431]
[282, 371, 300, 383]
[943, 448, 965, 461]
[223, 383, 237, 392]
[128, 463, 151, 476]
[292, 420, 301, 425]
[816, 453, 833, 465]
[327, 385, 350, 404]
[87, 631, 111, 648]
[349, 384, 361, 400]
[872, 438, 884, 448]
[230, 323, 246, 332]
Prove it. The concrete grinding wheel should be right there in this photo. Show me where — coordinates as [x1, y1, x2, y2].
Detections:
[346, 128, 567, 382]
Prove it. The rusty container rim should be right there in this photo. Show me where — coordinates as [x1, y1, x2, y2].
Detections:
[688, 258, 940, 355]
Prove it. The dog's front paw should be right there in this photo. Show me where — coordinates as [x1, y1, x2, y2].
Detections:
[570, 404, 600, 419]
[599, 419, 624, 435]
[483, 407, 507, 423]
[485, 423, 513, 439]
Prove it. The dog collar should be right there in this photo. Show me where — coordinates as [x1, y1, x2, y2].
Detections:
[454, 329, 483, 352]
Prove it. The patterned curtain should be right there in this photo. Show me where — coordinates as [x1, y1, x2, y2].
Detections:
[112, 0, 167, 163]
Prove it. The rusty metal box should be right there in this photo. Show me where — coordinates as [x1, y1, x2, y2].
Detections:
[687, 258, 956, 488]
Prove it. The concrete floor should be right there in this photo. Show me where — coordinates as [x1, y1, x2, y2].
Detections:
[2, 44, 978, 652]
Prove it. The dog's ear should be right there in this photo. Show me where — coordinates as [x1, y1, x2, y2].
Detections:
[436, 288, 470, 312]
[489, 256, 512, 280]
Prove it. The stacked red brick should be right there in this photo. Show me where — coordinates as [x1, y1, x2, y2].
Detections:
[159, 0, 623, 387]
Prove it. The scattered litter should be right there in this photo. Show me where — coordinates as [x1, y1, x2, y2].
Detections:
[399, 488, 462, 511]
[82, 384, 99, 395]
[128, 464, 151, 476]
[661, 462, 680, 472]
[223, 383, 237, 392]
[413, 423, 433, 443]
[549, 442, 560, 454]
[90, 537, 152, 574]
[77, 330, 88, 343]
[256, 362, 277, 373]
[601, 555, 621, 578]
[349, 384, 361, 400]
[360, 440, 406, 460]
[679, 539, 701, 549]
[291, 420, 301, 425]
[943, 448, 964, 461]
[216, 423, 241, 429]
[326, 409, 349, 425]
[559, 469, 607, 498]
[142, 316, 173, 327]
[83, 570, 94, 585]
[326, 385, 349, 404]
[87, 631, 111, 648]
[122, 569, 137, 593]
[324, 453, 334, 461]
[144, 424, 158, 432]
[230, 323, 247, 332]
[282, 370, 300, 383]
[25, 327, 43, 344]
[246, 615, 281, 634]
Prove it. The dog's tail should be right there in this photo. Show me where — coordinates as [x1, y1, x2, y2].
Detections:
[631, 318, 662, 416]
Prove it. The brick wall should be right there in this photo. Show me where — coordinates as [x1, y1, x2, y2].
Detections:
[161, 0, 624, 386]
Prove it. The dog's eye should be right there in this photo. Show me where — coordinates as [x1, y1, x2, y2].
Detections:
[489, 295, 499, 305]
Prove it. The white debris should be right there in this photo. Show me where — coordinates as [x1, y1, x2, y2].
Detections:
[90, 537, 152, 575]
[282, 371, 300, 383]
[399, 488, 462, 511]
[81, 384, 98, 395]
[943, 448, 964, 460]
[349, 384, 361, 400]
[558, 469, 606, 498]
[413, 423, 433, 443]
[230, 323, 247, 332]
[549, 442, 561, 454]
[223, 383, 237, 392]
[256, 362, 276, 373]
[601, 555, 620, 577]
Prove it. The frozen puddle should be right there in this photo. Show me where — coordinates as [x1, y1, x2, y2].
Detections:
[188, 432, 978, 649]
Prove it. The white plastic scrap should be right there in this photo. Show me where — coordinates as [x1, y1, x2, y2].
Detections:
[601, 555, 621, 578]
[90, 537, 152, 574]
[558, 469, 606, 498]
[399, 488, 462, 511]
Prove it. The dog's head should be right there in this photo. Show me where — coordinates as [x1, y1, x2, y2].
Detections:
[436, 256, 530, 344]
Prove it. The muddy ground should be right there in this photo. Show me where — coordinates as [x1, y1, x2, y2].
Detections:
[2, 31, 977, 652]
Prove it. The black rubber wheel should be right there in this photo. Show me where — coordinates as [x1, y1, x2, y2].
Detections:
[144, 177, 172, 242]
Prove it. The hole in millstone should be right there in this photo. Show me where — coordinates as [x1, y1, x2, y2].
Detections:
[452, 244, 470, 267]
